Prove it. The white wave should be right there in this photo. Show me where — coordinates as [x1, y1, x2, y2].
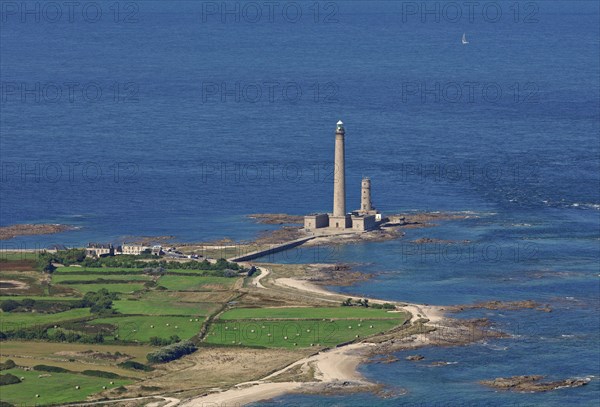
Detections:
[571, 203, 600, 210]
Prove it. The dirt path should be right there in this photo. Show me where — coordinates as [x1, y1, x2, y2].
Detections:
[251, 267, 270, 289]
[67, 396, 180, 407]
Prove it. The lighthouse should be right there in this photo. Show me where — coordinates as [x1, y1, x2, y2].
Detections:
[303, 120, 381, 233]
[330, 120, 351, 229]
[333, 120, 346, 217]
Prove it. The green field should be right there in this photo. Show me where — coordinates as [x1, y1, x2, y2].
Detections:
[113, 299, 209, 316]
[204, 307, 408, 349]
[0, 368, 130, 405]
[90, 315, 202, 342]
[62, 283, 147, 294]
[52, 274, 152, 283]
[219, 307, 406, 320]
[55, 266, 146, 274]
[205, 318, 403, 348]
[157, 275, 237, 291]
[162, 269, 223, 275]
[0, 251, 39, 261]
[54, 266, 230, 277]
[0, 253, 248, 404]
[0, 308, 92, 330]
[0, 296, 80, 301]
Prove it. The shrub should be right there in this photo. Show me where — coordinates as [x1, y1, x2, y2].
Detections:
[149, 335, 180, 347]
[0, 360, 16, 371]
[33, 364, 70, 373]
[117, 360, 154, 372]
[146, 340, 197, 364]
[341, 298, 353, 307]
[143, 267, 165, 275]
[223, 269, 238, 278]
[81, 370, 121, 379]
[0, 300, 19, 312]
[0, 373, 21, 386]
[80, 289, 118, 314]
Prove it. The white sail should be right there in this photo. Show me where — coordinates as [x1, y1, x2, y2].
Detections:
[462, 33, 469, 44]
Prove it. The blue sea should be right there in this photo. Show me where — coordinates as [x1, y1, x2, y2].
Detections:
[1, 1, 599, 406]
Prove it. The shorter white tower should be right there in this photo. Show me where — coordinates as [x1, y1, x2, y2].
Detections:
[361, 177, 372, 212]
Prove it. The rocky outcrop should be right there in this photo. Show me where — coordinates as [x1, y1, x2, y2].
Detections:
[248, 214, 304, 225]
[411, 238, 471, 245]
[0, 224, 75, 240]
[480, 375, 590, 392]
[446, 300, 552, 313]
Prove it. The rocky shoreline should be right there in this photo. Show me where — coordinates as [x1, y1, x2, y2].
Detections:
[0, 224, 76, 240]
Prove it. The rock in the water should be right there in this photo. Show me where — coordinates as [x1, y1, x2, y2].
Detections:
[406, 354, 425, 361]
[480, 375, 590, 392]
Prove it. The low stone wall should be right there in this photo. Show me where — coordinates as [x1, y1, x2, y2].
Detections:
[228, 236, 315, 262]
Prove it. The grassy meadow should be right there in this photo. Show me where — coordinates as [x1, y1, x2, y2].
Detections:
[52, 274, 152, 282]
[54, 266, 146, 274]
[63, 283, 147, 294]
[205, 318, 403, 348]
[157, 275, 237, 291]
[90, 315, 204, 342]
[0, 308, 92, 330]
[219, 307, 406, 320]
[0, 368, 131, 406]
[205, 307, 408, 349]
[112, 299, 209, 316]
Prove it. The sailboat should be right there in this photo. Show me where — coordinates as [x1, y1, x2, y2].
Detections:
[462, 33, 469, 45]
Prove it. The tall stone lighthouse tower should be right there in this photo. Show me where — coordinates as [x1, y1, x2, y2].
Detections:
[333, 120, 346, 217]
[330, 120, 350, 229]
[361, 177, 372, 212]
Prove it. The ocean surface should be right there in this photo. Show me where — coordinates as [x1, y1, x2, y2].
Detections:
[1, 1, 599, 405]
